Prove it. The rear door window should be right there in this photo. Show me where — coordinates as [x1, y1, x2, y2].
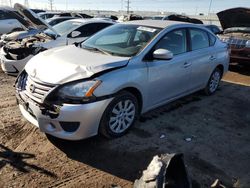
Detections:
[0, 10, 5, 20]
[76, 23, 112, 38]
[0, 10, 12, 20]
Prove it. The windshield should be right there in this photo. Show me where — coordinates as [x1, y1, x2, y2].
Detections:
[224, 27, 250, 34]
[82, 24, 161, 57]
[44, 20, 83, 36]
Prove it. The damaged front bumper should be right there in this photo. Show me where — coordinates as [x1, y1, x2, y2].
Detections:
[16, 91, 113, 140]
[0, 47, 33, 76]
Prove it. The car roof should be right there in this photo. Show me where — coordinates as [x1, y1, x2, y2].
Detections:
[47, 16, 74, 20]
[122, 20, 191, 28]
[67, 18, 114, 24]
[38, 12, 60, 15]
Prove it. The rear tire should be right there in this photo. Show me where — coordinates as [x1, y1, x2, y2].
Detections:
[204, 67, 222, 95]
[99, 91, 138, 138]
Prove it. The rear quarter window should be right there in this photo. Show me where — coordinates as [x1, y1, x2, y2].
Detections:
[190, 28, 210, 51]
[209, 33, 216, 46]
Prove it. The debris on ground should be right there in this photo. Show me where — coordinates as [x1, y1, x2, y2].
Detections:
[159, 134, 166, 139]
[134, 153, 191, 188]
[211, 179, 226, 188]
[185, 137, 192, 142]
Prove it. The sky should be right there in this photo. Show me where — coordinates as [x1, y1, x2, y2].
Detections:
[3, 0, 250, 15]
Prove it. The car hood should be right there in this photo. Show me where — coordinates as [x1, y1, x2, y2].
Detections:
[217, 7, 250, 30]
[25, 45, 130, 84]
[0, 29, 40, 41]
[14, 3, 58, 36]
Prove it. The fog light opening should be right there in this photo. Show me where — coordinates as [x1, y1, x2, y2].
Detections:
[59, 122, 80, 133]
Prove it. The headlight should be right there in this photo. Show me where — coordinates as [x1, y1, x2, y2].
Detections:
[58, 80, 101, 99]
[246, 40, 250, 48]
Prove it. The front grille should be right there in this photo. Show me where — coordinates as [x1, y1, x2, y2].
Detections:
[23, 76, 56, 104]
[220, 37, 248, 49]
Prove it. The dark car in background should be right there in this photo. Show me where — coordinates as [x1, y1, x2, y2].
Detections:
[217, 7, 250, 65]
[204, 24, 222, 35]
[163, 14, 203, 24]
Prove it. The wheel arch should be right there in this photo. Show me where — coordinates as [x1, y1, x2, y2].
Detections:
[118, 87, 143, 114]
[216, 64, 224, 75]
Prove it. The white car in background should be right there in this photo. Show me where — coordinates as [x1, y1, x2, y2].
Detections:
[0, 6, 29, 35]
[0, 4, 114, 76]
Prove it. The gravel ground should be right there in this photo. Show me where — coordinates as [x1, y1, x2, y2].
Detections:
[0, 64, 250, 188]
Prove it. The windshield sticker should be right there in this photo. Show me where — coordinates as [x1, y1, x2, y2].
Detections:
[137, 26, 157, 33]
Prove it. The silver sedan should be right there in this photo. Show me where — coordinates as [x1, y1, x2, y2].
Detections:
[16, 20, 229, 140]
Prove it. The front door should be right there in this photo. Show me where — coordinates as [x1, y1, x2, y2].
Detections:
[146, 29, 193, 107]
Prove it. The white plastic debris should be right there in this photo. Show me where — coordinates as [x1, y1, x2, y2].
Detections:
[142, 156, 163, 182]
[185, 137, 192, 142]
[160, 134, 166, 139]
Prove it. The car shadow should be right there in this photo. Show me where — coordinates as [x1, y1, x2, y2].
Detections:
[229, 63, 250, 76]
[47, 91, 210, 188]
[0, 144, 57, 178]
[47, 82, 250, 188]
[47, 134, 156, 182]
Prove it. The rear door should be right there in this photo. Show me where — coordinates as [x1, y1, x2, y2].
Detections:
[188, 28, 215, 90]
[146, 28, 193, 106]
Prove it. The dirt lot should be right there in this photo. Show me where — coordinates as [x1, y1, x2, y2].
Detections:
[0, 65, 250, 188]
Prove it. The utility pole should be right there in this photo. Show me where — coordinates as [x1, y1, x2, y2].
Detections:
[208, 0, 213, 15]
[208, 0, 213, 24]
[24, 0, 29, 8]
[125, 0, 130, 14]
[48, 0, 53, 11]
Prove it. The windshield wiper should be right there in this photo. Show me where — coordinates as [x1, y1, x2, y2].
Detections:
[82, 45, 112, 56]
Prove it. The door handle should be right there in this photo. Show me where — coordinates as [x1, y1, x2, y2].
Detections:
[183, 62, 192, 68]
[210, 55, 216, 61]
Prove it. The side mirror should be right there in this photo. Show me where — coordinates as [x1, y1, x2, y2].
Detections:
[70, 31, 81, 38]
[153, 49, 173, 60]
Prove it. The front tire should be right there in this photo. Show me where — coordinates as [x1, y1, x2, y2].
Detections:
[99, 91, 139, 138]
[204, 67, 222, 95]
